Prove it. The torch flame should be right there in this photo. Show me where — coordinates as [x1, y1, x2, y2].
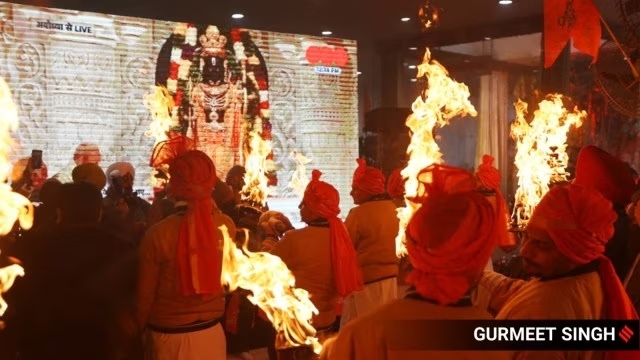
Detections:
[144, 86, 178, 189]
[144, 86, 177, 145]
[241, 127, 273, 206]
[288, 150, 312, 199]
[395, 49, 477, 257]
[511, 94, 585, 228]
[220, 225, 322, 353]
[0, 78, 34, 316]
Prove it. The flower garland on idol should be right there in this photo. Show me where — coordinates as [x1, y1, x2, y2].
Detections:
[166, 23, 198, 122]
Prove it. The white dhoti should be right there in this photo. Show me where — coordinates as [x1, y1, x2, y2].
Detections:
[340, 277, 397, 328]
[145, 323, 226, 360]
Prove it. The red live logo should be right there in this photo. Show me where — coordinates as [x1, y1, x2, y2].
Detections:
[305, 45, 349, 67]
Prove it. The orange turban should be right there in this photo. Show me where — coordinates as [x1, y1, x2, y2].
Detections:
[169, 150, 221, 296]
[406, 164, 498, 305]
[150, 133, 196, 168]
[532, 185, 638, 335]
[475, 154, 514, 247]
[352, 158, 386, 197]
[387, 168, 406, 199]
[303, 170, 363, 297]
[574, 145, 636, 206]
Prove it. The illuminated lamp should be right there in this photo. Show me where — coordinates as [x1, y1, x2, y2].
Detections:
[418, 0, 441, 29]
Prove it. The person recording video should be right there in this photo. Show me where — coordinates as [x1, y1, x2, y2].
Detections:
[104, 162, 150, 244]
[10, 150, 47, 202]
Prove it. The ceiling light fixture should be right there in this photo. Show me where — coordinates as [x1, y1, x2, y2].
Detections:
[409, 47, 418, 50]
[357, 71, 362, 75]
[322, 30, 332, 36]
[231, 13, 244, 19]
[484, 37, 492, 40]
[410, 79, 417, 82]
[401, 17, 410, 22]
[498, 0, 512, 4]
[408, 65, 417, 69]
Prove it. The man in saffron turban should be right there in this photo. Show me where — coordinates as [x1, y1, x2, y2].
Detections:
[386, 168, 406, 208]
[136, 150, 236, 360]
[322, 164, 509, 360]
[271, 170, 362, 341]
[341, 158, 400, 327]
[573, 145, 637, 280]
[474, 184, 639, 360]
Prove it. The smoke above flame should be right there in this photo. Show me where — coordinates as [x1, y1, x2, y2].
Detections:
[395, 49, 477, 257]
[0, 78, 34, 316]
[511, 94, 586, 228]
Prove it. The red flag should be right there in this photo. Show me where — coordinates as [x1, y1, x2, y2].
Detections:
[572, 0, 601, 64]
[544, 0, 601, 68]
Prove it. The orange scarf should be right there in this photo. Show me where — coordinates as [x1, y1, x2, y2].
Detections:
[169, 150, 221, 296]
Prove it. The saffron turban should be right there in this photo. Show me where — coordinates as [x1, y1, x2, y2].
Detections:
[475, 154, 514, 247]
[387, 168, 406, 199]
[149, 133, 196, 168]
[72, 163, 106, 190]
[531, 185, 638, 341]
[406, 164, 498, 305]
[169, 150, 221, 296]
[303, 169, 363, 297]
[574, 145, 636, 207]
[352, 158, 386, 197]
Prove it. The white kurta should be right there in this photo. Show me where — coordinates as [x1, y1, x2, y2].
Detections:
[474, 271, 605, 360]
[324, 298, 512, 360]
[144, 323, 226, 360]
[340, 277, 397, 328]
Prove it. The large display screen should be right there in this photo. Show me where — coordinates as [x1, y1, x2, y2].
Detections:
[1, 2, 359, 224]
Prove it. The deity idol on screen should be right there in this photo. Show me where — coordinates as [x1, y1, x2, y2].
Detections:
[154, 23, 273, 181]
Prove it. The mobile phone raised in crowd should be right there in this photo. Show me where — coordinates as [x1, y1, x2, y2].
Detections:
[31, 149, 43, 169]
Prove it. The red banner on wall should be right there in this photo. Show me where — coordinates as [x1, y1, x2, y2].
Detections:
[544, 0, 602, 68]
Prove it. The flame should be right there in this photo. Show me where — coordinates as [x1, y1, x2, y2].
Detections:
[511, 94, 585, 228]
[0, 264, 24, 316]
[144, 86, 178, 189]
[395, 49, 477, 257]
[288, 150, 311, 199]
[220, 225, 322, 353]
[0, 78, 34, 316]
[241, 126, 273, 206]
[144, 86, 177, 144]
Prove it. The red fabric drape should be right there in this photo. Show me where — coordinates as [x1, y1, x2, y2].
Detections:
[544, 0, 601, 68]
[169, 150, 221, 296]
[304, 169, 363, 297]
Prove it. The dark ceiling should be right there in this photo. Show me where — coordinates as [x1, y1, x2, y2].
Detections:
[8, 0, 618, 44]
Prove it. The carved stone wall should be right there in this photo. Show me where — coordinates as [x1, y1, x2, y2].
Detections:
[1, 3, 359, 223]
